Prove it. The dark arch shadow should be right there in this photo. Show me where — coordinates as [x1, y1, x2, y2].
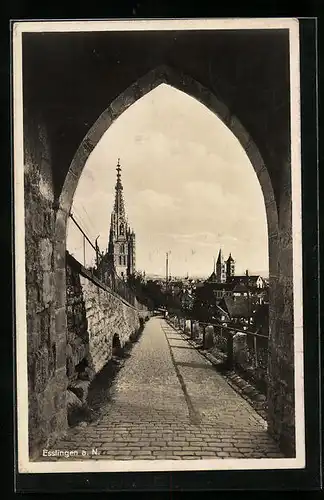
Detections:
[112, 333, 121, 356]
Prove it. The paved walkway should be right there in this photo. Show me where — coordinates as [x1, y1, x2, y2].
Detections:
[43, 317, 283, 460]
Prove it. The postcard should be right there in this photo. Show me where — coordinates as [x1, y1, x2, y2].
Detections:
[12, 18, 305, 475]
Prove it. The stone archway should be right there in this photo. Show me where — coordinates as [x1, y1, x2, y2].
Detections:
[54, 64, 284, 449]
[57, 64, 278, 242]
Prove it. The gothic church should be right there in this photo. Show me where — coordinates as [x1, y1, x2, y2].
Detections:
[207, 249, 235, 283]
[99, 159, 136, 280]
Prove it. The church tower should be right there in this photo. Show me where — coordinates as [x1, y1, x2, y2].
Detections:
[216, 248, 226, 283]
[107, 159, 136, 279]
[225, 253, 235, 280]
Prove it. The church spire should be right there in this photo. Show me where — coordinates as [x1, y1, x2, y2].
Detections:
[105, 158, 136, 279]
[216, 248, 223, 264]
[116, 158, 122, 189]
[227, 252, 234, 262]
[216, 248, 226, 283]
[113, 158, 125, 216]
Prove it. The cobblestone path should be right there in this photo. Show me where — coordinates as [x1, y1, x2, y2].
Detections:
[44, 317, 283, 461]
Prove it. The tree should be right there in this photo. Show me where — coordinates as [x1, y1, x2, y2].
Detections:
[191, 284, 218, 322]
[252, 303, 269, 335]
[142, 281, 167, 309]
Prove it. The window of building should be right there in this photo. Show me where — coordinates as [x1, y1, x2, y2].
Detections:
[120, 244, 125, 254]
[120, 224, 124, 235]
[119, 256, 122, 265]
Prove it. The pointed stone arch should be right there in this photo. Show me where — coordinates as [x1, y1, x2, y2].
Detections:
[54, 63, 283, 450]
[55, 63, 279, 305]
[57, 64, 278, 241]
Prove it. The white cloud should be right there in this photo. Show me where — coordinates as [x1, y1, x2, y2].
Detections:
[67, 83, 268, 276]
[183, 181, 240, 208]
[134, 189, 180, 210]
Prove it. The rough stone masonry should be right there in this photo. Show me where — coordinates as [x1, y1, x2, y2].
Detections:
[66, 252, 143, 379]
[65, 253, 148, 428]
[24, 115, 148, 458]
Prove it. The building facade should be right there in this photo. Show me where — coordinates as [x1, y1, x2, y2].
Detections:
[106, 159, 136, 279]
[226, 253, 235, 280]
[207, 250, 235, 284]
[216, 249, 227, 283]
[228, 273, 265, 289]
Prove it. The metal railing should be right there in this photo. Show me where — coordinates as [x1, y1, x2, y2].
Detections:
[69, 212, 100, 268]
[167, 315, 269, 394]
[68, 212, 145, 309]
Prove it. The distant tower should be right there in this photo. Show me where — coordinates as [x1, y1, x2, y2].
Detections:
[245, 268, 250, 287]
[206, 257, 217, 283]
[216, 248, 226, 283]
[225, 253, 235, 281]
[107, 159, 136, 279]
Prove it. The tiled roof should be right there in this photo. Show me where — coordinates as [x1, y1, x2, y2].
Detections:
[216, 305, 230, 318]
[229, 275, 263, 282]
[206, 271, 217, 282]
[222, 296, 251, 318]
[233, 282, 249, 292]
[201, 282, 235, 291]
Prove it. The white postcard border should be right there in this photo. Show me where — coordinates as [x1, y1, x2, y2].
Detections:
[13, 18, 305, 474]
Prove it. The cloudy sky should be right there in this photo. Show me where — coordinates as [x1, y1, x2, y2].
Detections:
[67, 83, 268, 278]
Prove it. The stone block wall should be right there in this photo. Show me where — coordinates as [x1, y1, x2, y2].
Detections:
[267, 163, 295, 457]
[66, 253, 143, 377]
[66, 259, 90, 380]
[24, 115, 68, 460]
[82, 275, 141, 373]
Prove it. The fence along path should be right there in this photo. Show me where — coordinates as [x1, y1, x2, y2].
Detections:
[168, 315, 269, 394]
[68, 212, 148, 309]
